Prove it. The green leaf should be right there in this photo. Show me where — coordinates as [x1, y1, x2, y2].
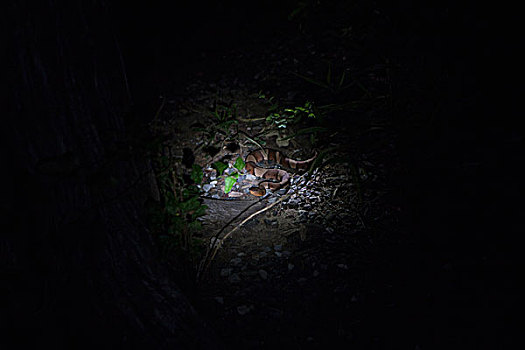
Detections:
[192, 204, 208, 219]
[190, 164, 203, 184]
[212, 161, 228, 176]
[224, 176, 237, 193]
[179, 196, 200, 213]
[233, 156, 245, 171]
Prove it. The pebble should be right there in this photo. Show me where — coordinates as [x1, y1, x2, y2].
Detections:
[258, 269, 268, 280]
[267, 197, 278, 204]
[273, 244, 282, 251]
[230, 258, 242, 266]
[274, 251, 282, 257]
[228, 273, 241, 283]
[287, 198, 300, 208]
[237, 252, 245, 257]
[313, 270, 319, 277]
[264, 218, 278, 226]
[220, 268, 232, 277]
[244, 174, 257, 181]
[203, 184, 213, 192]
[214, 296, 224, 304]
[237, 305, 252, 315]
[288, 263, 295, 271]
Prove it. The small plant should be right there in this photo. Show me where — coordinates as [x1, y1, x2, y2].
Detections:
[150, 154, 208, 275]
[212, 156, 245, 194]
[266, 101, 318, 129]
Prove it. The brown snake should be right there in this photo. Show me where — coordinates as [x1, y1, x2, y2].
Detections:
[245, 148, 317, 196]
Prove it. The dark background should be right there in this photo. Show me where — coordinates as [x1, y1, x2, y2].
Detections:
[4, 0, 519, 348]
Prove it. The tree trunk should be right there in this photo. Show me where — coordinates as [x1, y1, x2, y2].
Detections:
[3, 1, 217, 348]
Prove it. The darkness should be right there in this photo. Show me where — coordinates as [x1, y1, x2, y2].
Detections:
[4, 0, 519, 349]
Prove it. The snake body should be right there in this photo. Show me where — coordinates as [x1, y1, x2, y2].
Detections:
[245, 148, 317, 196]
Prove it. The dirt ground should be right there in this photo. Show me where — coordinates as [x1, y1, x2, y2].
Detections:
[149, 24, 414, 347]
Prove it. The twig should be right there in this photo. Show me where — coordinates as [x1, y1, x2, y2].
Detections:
[197, 172, 310, 281]
[197, 195, 266, 280]
[198, 192, 292, 281]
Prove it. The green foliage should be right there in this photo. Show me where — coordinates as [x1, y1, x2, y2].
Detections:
[150, 154, 208, 271]
[224, 176, 237, 193]
[233, 156, 245, 171]
[212, 157, 245, 194]
[266, 101, 317, 129]
[190, 164, 203, 184]
[212, 161, 228, 176]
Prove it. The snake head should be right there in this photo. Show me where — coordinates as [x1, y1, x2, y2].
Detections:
[249, 186, 266, 196]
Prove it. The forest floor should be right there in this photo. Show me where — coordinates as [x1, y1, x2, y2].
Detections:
[150, 18, 417, 348]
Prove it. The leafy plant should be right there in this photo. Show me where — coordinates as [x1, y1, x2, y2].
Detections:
[213, 156, 245, 194]
[150, 154, 208, 275]
[266, 101, 318, 129]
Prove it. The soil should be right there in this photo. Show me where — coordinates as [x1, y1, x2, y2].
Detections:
[150, 21, 412, 348]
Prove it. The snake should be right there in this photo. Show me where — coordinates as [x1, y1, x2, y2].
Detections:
[245, 148, 317, 196]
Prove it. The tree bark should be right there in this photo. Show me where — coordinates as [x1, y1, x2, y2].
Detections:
[3, 1, 217, 348]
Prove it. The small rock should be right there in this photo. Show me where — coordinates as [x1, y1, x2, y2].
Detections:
[313, 270, 319, 277]
[264, 218, 278, 226]
[263, 246, 272, 252]
[337, 264, 349, 270]
[220, 268, 232, 277]
[203, 184, 213, 192]
[274, 251, 282, 257]
[228, 273, 241, 283]
[230, 258, 242, 266]
[267, 197, 278, 204]
[210, 180, 218, 185]
[214, 296, 224, 304]
[282, 250, 291, 257]
[237, 305, 251, 315]
[237, 252, 245, 257]
[273, 244, 282, 251]
[228, 191, 244, 198]
[244, 174, 257, 181]
[288, 263, 295, 271]
[258, 269, 268, 280]
[276, 188, 287, 195]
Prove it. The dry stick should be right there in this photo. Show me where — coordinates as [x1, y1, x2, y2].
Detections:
[200, 192, 293, 280]
[198, 172, 310, 280]
[197, 195, 266, 280]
